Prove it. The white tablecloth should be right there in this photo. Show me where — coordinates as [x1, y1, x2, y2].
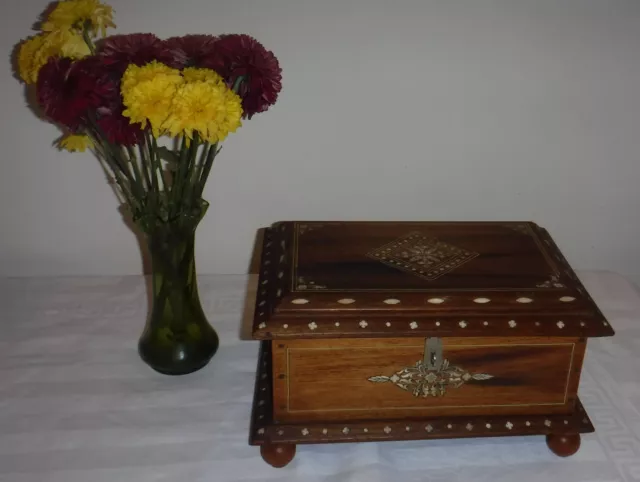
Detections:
[1, 272, 639, 482]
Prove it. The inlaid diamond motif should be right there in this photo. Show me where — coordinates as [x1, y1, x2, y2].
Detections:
[367, 232, 479, 281]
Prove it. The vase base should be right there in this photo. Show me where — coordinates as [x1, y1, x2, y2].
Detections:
[138, 331, 219, 376]
[142, 355, 215, 376]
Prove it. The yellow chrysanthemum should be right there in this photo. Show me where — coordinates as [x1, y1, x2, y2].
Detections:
[181, 67, 225, 85]
[17, 30, 90, 84]
[58, 134, 94, 152]
[162, 80, 243, 144]
[122, 72, 184, 137]
[43, 0, 115, 38]
[56, 30, 92, 58]
[121, 61, 183, 92]
[17, 35, 47, 84]
[37, 30, 91, 64]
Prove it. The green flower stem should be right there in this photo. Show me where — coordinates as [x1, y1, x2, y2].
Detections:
[106, 154, 136, 209]
[137, 142, 153, 191]
[147, 133, 170, 199]
[127, 143, 161, 226]
[191, 140, 210, 189]
[170, 137, 190, 217]
[91, 137, 136, 208]
[150, 236, 186, 329]
[91, 137, 128, 205]
[126, 145, 146, 190]
[88, 118, 131, 180]
[145, 206, 206, 335]
[87, 123, 142, 214]
[144, 132, 160, 193]
[153, 136, 169, 194]
[197, 143, 219, 198]
[180, 134, 200, 211]
[117, 146, 144, 205]
[232, 75, 245, 94]
[124, 145, 145, 198]
[178, 136, 193, 198]
[82, 28, 96, 55]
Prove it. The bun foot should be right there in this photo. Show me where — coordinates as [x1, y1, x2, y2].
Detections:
[546, 433, 581, 457]
[260, 443, 296, 468]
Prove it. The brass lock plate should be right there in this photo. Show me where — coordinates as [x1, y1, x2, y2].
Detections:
[368, 337, 494, 398]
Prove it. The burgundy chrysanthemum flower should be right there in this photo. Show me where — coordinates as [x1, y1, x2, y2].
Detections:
[36, 56, 115, 130]
[80, 57, 145, 145]
[37, 55, 145, 145]
[164, 34, 218, 68]
[201, 34, 282, 118]
[97, 102, 144, 146]
[98, 33, 182, 72]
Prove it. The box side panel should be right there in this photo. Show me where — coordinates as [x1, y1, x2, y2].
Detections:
[272, 337, 585, 422]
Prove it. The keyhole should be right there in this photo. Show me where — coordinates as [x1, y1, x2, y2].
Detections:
[430, 352, 437, 366]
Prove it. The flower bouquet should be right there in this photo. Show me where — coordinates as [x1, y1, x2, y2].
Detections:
[16, 0, 282, 375]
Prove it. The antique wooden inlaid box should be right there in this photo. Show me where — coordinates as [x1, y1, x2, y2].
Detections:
[248, 222, 614, 467]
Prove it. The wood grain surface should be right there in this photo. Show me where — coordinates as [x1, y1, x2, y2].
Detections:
[252, 222, 614, 339]
[251, 342, 595, 450]
[272, 337, 585, 422]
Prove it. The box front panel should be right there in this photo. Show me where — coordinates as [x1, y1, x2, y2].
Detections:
[272, 337, 585, 422]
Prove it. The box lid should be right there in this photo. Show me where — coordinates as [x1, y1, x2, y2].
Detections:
[252, 221, 614, 339]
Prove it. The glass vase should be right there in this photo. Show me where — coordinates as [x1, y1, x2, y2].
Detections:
[137, 207, 219, 375]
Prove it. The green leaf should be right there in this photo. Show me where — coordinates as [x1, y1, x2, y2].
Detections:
[155, 146, 180, 169]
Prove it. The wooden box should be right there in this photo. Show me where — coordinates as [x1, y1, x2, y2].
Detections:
[248, 222, 614, 467]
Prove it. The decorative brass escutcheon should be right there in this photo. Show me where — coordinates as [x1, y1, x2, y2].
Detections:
[368, 337, 494, 398]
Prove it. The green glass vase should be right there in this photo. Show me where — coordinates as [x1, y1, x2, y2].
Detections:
[137, 207, 219, 375]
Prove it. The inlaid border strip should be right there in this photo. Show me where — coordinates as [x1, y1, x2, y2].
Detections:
[254, 317, 603, 339]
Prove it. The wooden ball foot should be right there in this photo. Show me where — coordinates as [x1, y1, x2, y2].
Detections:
[260, 443, 296, 468]
[546, 433, 581, 457]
